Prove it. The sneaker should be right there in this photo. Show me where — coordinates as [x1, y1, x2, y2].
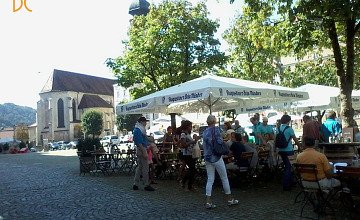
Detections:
[132, 185, 139, 190]
[144, 185, 155, 191]
[228, 199, 239, 206]
[205, 203, 216, 209]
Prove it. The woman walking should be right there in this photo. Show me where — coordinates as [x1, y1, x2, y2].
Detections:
[202, 115, 238, 209]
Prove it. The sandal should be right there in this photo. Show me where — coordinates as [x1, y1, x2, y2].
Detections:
[205, 203, 216, 209]
[228, 199, 239, 206]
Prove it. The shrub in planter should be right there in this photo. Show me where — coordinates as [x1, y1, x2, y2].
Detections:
[77, 138, 101, 157]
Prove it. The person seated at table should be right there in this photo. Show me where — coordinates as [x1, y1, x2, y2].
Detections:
[225, 129, 235, 147]
[262, 133, 276, 167]
[226, 133, 248, 170]
[222, 121, 233, 140]
[256, 117, 275, 145]
[241, 133, 258, 168]
[296, 136, 341, 189]
[162, 126, 175, 153]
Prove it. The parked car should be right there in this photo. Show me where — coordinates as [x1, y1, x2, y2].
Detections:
[120, 135, 132, 143]
[147, 131, 164, 144]
[69, 140, 79, 149]
[57, 141, 71, 150]
[48, 142, 60, 151]
[100, 135, 120, 147]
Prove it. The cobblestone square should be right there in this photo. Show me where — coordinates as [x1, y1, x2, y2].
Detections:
[0, 150, 330, 219]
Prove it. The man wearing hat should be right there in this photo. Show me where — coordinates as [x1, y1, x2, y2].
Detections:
[256, 116, 274, 145]
[132, 116, 155, 191]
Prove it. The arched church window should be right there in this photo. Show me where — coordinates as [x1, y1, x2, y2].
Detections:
[72, 99, 77, 121]
[57, 98, 65, 128]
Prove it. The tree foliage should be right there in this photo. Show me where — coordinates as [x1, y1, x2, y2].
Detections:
[281, 57, 338, 88]
[107, 0, 226, 99]
[230, 0, 360, 127]
[223, 4, 283, 83]
[15, 124, 29, 142]
[81, 110, 103, 138]
[116, 114, 141, 132]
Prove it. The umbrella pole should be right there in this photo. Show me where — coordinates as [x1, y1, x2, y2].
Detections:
[170, 113, 176, 130]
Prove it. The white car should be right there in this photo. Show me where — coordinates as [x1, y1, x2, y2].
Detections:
[100, 135, 120, 147]
[147, 131, 164, 144]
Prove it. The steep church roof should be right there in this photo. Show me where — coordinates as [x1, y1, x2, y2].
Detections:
[78, 94, 113, 109]
[41, 69, 116, 96]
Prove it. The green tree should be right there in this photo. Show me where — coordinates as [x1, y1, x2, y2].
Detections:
[107, 0, 226, 99]
[116, 114, 141, 132]
[15, 124, 29, 143]
[81, 110, 103, 138]
[281, 57, 338, 88]
[230, 0, 360, 127]
[223, 5, 282, 83]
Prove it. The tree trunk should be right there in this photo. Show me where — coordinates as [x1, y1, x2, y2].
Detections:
[327, 19, 356, 128]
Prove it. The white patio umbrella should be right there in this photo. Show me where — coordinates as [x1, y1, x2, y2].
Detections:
[330, 90, 360, 110]
[116, 74, 309, 115]
[289, 84, 340, 112]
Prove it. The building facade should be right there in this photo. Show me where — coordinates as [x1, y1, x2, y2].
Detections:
[36, 69, 116, 146]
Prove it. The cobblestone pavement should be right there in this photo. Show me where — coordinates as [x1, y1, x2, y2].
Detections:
[0, 150, 327, 220]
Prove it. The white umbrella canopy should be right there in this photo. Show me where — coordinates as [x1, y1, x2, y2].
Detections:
[116, 75, 309, 115]
[330, 90, 360, 110]
[290, 84, 340, 112]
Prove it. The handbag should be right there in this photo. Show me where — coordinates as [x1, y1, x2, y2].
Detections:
[192, 141, 201, 159]
[212, 127, 230, 156]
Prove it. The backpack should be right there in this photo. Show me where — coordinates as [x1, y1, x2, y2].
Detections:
[275, 126, 291, 149]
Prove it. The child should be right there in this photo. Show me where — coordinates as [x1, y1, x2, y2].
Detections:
[147, 136, 159, 184]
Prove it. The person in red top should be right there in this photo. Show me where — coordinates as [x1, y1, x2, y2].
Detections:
[302, 115, 323, 147]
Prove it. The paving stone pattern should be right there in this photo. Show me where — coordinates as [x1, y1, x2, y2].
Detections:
[0, 151, 319, 220]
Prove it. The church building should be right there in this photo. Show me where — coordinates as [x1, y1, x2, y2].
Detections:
[36, 69, 116, 145]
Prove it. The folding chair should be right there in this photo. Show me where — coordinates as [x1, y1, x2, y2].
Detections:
[293, 163, 338, 219]
[121, 149, 137, 174]
[253, 150, 271, 182]
[228, 152, 254, 187]
[78, 156, 95, 176]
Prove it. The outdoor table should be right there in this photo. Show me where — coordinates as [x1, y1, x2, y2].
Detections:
[158, 152, 179, 179]
[91, 151, 118, 175]
[318, 142, 360, 164]
[335, 165, 360, 208]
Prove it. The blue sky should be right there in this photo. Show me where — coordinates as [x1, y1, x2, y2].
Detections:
[0, 0, 242, 109]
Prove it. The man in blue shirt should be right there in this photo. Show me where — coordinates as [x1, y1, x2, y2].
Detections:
[133, 116, 155, 191]
[321, 110, 342, 142]
[257, 116, 274, 145]
[250, 116, 261, 145]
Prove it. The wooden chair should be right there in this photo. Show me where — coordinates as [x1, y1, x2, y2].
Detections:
[77, 151, 95, 176]
[234, 152, 255, 185]
[293, 163, 338, 219]
[253, 150, 271, 182]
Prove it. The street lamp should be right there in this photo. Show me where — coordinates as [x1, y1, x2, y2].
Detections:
[129, 0, 150, 16]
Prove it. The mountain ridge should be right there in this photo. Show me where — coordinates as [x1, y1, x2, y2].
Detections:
[0, 103, 36, 128]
